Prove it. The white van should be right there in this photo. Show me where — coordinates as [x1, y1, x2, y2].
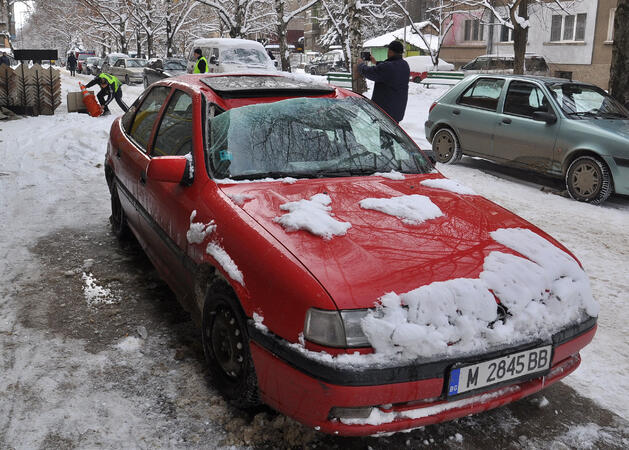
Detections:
[186, 38, 276, 74]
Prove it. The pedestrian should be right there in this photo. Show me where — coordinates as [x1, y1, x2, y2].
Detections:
[356, 40, 410, 122]
[0, 52, 10, 67]
[67, 52, 77, 77]
[193, 48, 208, 74]
[85, 72, 129, 115]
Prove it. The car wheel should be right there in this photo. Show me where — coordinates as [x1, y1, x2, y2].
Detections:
[202, 284, 260, 408]
[110, 184, 130, 239]
[432, 128, 462, 164]
[124, 75, 130, 85]
[310, 68, 317, 75]
[565, 155, 613, 204]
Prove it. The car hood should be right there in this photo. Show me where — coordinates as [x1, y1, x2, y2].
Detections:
[218, 174, 557, 310]
[577, 117, 629, 140]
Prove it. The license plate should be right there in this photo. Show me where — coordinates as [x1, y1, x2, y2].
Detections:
[448, 345, 552, 396]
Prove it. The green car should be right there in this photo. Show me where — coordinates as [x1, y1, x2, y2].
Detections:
[425, 74, 629, 204]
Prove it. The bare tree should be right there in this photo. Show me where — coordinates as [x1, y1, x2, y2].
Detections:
[163, 0, 199, 57]
[194, 0, 272, 38]
[273, 0, 318, 72]
[609, 0, 629, 107]
[79, 0, 132, 54]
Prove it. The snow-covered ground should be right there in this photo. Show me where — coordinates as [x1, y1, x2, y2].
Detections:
[1, 70, 627, 448]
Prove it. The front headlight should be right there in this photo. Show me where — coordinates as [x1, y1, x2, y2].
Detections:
[303, 308, 370, 348]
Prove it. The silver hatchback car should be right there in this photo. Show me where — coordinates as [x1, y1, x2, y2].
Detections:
[425, 75, 629, 204]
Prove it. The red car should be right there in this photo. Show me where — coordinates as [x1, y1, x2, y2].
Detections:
[104, 73, 598, 436]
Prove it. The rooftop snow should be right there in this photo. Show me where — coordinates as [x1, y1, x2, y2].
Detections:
[201, 75, 334, 98]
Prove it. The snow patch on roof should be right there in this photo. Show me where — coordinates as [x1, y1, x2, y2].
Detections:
[274, 193, 351, 240]
[186, 210, 216, 244]
[359, 194, 443, 225]
[206, 242, 244, 286]
[361, 228, 599, 359]
[373, 170, 405, 180]
[420, 178, 478, 195]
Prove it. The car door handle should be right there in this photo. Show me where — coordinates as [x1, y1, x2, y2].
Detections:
[502, 118, 512, 124]
[453, 109, 461, 115]
[140, 171, 146, 185]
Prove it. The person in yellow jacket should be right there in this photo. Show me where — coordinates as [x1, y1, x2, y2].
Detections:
[86, 72, 129, 115]
[193, 48, 208, 73]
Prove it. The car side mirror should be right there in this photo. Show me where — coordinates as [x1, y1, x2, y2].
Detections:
[146, 156, 190, 185]
[532, 111, 557, 124]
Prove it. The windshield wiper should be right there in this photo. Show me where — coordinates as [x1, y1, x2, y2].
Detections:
[600, 112, 629, 119]
[230, 171, 294, 180]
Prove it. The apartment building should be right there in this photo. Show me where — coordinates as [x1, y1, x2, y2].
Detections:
[439, 0, 617, 89]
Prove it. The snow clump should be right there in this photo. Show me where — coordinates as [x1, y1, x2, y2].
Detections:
[359, 194, 443, 225]
[186, 210, 216, 244]
[227, 193, 255, 206]
[420, 178, 478, 195]
[253, 312, 268, 332]
[206, 242, 244, 286]
[82, 272, 117, 307]
[373, 170, 405, 180]
[362, 228, 599, 359]
[274, 193, 351, 240]
[116, 336, 142, 352]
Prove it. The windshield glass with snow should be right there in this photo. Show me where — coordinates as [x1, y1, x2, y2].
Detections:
[126, 59, 147, 68]
[548, 83, 629, 119]
[207, 97, 431, 180]
[164, 60, 186, 70]
[220, 48, 268, 66]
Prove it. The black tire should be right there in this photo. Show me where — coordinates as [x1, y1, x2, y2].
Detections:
[125, 75, 130, 85]
[202, 284, 260, 408]
[110, 184, 130, 239]
[565, 155, 613, 204]
[432, 128, 462, 164]
[310, 67, 317, 75]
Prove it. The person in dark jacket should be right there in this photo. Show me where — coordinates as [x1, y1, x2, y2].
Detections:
[357, 40, 410, 122]
[86, 72, 129, 115]
[193, 48, 208, 73]
[0, 52, 10, 67]
[67, 52, 77, 77]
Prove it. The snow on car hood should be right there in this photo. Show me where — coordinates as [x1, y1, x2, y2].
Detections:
[219, 174, 572, 309]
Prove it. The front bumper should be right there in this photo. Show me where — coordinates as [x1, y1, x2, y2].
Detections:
[248, 318, 596, 436]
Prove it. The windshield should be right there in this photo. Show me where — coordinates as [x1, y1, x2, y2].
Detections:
[164, 60, 186, 70]
[87, 57, 100, 64]
[207, 97, 431, 180]
[126, 59, 147, 68]
[78, 54, 91, 61]
[548, 83, 629, 119]
[221, 48, 268, 65]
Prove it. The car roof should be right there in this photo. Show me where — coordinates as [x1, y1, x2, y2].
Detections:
[467, 73, 591, 86]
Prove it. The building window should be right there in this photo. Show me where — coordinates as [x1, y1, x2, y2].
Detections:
[500, 25, 512, 42]
[464, 19, 484, 42]
[607, 8, 616, 42]
[550, 14, 587, 42]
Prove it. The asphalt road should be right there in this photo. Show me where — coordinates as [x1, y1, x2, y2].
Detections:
[1, 222, 626, 449]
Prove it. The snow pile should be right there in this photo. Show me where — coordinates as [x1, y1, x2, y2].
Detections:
[420, 178, 478, 196]
[186, 210, 217, 244]
[206, 242, 244, 286]
[82, 272, 117, 307]
[373, 170, 405, 180]
[116, 336, 142, 352]
[359, 194, 443, 225]
[227, 193, 255, 205]
[252, 312, 268, 332]
[274, 193, 351, 240]
[362, 228, 599, 359]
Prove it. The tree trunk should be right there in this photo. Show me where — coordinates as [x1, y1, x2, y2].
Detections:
[276, 0, 291, 72]
[610, 0, 629, 107]
[136, 28, 142, 59]
[511, 0, 528, 75]
[348, 0, 367, 94]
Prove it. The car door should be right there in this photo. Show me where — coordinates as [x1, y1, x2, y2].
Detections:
[118, 86, 172, 249]
[453, 77, 505, 157]
[110, 58, 124, 77]
[139, 88, 200, 299]
[491, 80, 560, 172]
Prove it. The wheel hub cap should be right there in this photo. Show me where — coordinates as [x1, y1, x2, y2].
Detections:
[572, 163, 599, 196]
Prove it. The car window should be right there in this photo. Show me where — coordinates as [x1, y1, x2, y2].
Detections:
[458, 78, 505, 111]
[129, 86, 171, 152]
[153, 90, 194, 158]
[115, 59, 124, 67]
[503, 81, 551, 118]
[206, 97, 431, 180]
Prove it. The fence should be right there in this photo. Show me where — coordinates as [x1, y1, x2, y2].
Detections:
[0, 63, 61, 116]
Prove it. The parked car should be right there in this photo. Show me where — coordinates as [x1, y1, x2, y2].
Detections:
[75, 51, 95, 73]
[425, 74, 629, 204]
[405, 55, 454, 83]
[82, 56, 102, 75]
[105, 72, 598, 436]
[305, 49, 347, 75]
[108, 57, 148, 84]
[100, 52, 129, 73]
[186, 38, 276, 73]
[461, 54, 550, 76]
[143, 58, 187, 88]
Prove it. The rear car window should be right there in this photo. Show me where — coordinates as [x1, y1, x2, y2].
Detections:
[458, 78, 505, 111]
